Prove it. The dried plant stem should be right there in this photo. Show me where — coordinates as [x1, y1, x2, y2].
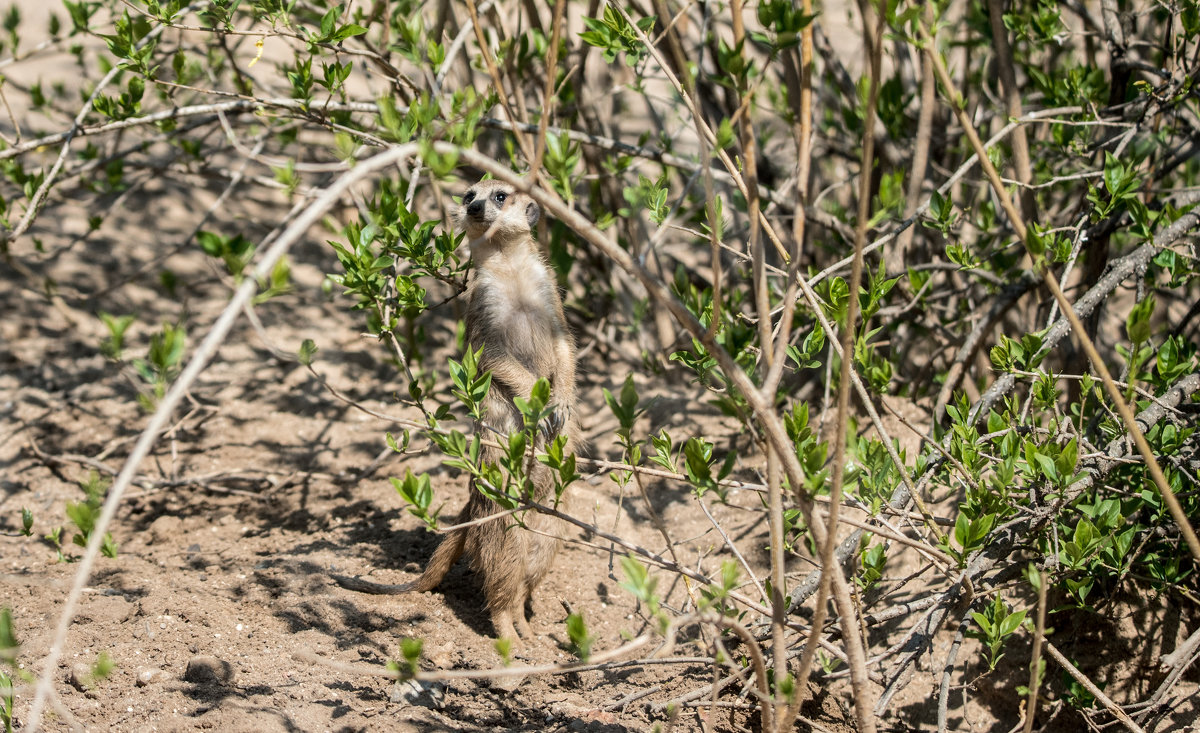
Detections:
[800, 3, 887, 729]
[795, 0, 814, 251]
[729, 0, 785, 722]
[985, 0, 1035, 222]
[936, 622, 966, 733]
[892, 1, 935, 271]
[639, 0, 724, 343]
[712, 615, 775, 732]
[463, 0, 534, 163]
[1022, 569, 1048, 733]
[919, 21, 1200, 563]
[531, 0, 566, 179]
[761, 0, 815, 402]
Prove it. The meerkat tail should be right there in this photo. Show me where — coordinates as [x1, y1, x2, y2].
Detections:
[333, 529, 467, 595]
[331, 574, 420, 594]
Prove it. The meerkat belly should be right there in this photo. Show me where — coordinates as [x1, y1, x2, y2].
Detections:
[471, 267, 560, 378]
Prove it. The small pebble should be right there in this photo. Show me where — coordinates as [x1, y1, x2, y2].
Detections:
[67, 663, 91, 691]
[136, 668, 167, 687]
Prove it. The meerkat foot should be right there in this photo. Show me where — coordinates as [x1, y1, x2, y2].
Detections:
[514, 608, 535, 641]
[490, 611, 529, 690]
[492, 610, 521, 648]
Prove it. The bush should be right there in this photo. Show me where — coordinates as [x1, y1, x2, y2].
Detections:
[2, 0, 1197, 730]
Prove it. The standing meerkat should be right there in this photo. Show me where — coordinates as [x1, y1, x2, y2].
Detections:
[337, 177, 579, 644]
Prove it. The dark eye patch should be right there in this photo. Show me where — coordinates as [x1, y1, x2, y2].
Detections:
[493, 191, 507, 205]
[463, 191, 476, 204]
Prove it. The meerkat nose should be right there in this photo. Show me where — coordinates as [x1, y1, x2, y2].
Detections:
[467, 200, 484, 217]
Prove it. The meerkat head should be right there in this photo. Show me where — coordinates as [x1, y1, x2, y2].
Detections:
[457, 178, 540, 246]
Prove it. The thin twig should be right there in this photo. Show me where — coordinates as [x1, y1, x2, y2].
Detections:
[1022, 567, 1048, 733]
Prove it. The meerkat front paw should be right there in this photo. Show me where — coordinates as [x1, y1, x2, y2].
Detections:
[538, 404, 571, 443]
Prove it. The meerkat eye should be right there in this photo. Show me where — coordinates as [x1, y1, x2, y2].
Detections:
[463, 191, 475, 204]
[494, 192, 507, 204]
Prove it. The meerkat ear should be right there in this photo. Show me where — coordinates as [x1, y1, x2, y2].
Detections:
[525, 200, 540, 228]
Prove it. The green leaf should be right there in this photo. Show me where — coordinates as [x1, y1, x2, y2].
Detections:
[1125, 295, 1155, 344]
[566, 612, 594, 661]
[298, 339, 318, 365]
[331, 23, 368, 42]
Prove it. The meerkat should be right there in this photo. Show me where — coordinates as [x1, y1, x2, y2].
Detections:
[336, 177, 580, 644]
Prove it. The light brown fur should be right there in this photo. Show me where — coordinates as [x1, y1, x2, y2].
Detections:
[336, 178, 579, 644]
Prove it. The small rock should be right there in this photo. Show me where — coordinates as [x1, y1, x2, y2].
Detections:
[68, 663, 92, 691]
[147, 515, 184, 544]
[136, 667, 167, 687]
[183, 656, 236, 685]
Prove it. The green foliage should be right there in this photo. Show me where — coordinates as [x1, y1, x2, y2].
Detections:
[387, 637, 424, 680]
[65, 471, 119, 559]
[579, 7, 655, 66]
[783, 402, 829, 497]
[72, 651, 116, 690]
[698, 561, 740, 615]
[309, 5, 368, 45]
[538, 433, 582, 506]
[967, 595, 1028, 671]
[197, 230, 255, 282]
[681, 437, 736, 500]
[565, 612, 595, 661]
[621, 175, 670, 225]
[448, 345, 492, 421]
[98, 312, 134, 359]
[619, 555, 665, 631]
[858, 540, 886, 590]
[298, 338, 318, 366]
[391, 470, 438, 530]
[785, 325, 824, 371]
[327, 179, 467, 344]
[132, 322, 187, 412]
[943, 511, 996, 567]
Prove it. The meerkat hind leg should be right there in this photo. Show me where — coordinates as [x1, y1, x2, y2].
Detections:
[486, 586, 534, 644]
[512, 595, 534, 640]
